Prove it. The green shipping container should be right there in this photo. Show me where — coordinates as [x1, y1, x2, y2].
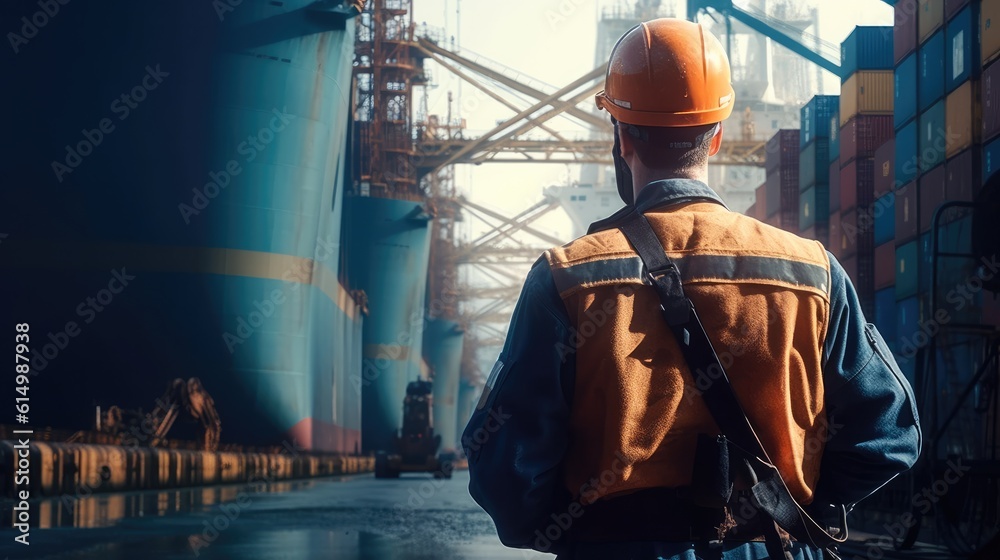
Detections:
[919, 99, 947, 172]
[896, 240, 920, 300]
[799, 184, 829, 232]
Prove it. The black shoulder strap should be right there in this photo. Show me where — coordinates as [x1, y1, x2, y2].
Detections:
[619, 212, 848, 557]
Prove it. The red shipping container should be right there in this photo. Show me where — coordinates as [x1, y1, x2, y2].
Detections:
[984, 59, 1000, 142]
[895, 181, 919, 243]
[840, 115, 894, 166]
[841, 255, 858, 285]
[755, 183, 768, 220]
[781, 188, 800, 232]
[829, 211, 842, 258]
[765, 167, 799, 217]
[983, 292, 1000, 327]
[765, 173, 779, 217]
[875, 242, 896, 289]
[766, 130, 801, 173]
[945, 0, 969, 20]
[895, 0, 919, 64]
[840, 158, 877, 210]
[874, 138, 895, 195]
[857, 250, 876, 317]
[841, 209, 859, 259]
[766, 213, 782, 229]
[829, 160, 841, 212]
[919, 164, 947, 232]
[945, 148, 981, 202]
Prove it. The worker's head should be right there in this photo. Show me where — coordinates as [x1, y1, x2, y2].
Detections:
[595, 18, 734, 205]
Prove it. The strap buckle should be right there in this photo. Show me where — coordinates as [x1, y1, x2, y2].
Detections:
[645, 262, 679, 283]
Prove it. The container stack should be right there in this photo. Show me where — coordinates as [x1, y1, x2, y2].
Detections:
[838, 26, 895, 317]
[799, 95, 838, 244]
[753, 182, 768, 222]
[985, 6, 1000, 332]
[893, 0, 937, 371]
[828, 106, 843, 257]
[764, 129, 801, 229]
[750, 1, 1000, 527]
[892, 3, 922, 363]
[747, 9, 999, 362]
[984, 0, 1000, 182]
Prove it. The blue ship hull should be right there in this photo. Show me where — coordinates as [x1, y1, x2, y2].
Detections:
[2, 0, 365, 453]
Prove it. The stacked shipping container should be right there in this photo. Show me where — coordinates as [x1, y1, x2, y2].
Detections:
[799, 96, 838, 242]
[894, 2, 927, 368]
[891, 4, 921, 355]
[897, 1, 1000, 469]
[764, 130, 801, 229]
[979, 0, 1000, 333]
[747, 6, 1000, 503]
[985, 0, 1000, 183]
[747, 6, 999, 350]
[839, 26, 895, 318]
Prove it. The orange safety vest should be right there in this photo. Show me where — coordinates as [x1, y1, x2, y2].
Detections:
[543, 201, 832, 505]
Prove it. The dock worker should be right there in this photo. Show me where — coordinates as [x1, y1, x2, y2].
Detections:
[462, 17, 921, 560]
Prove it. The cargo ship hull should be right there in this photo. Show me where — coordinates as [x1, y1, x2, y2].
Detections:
[2, 0, 365, 453]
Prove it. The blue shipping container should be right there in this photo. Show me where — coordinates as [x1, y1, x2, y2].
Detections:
[919, 99, 947, 172]
[985, 137, 1000, 182]
[938, 217, 981, 325]
[894, 346, 918, 387]
[874, 193, 895, 245]
[946, 3, 980, 93]
[934, 335, 983, 433]
[829, 114, 841, 163]
[896, 119, 919, 184]
[841, 26, 895, 82]
[919, 30, 946, 112]
[799, 138, 830, 191]
[874, 287, 898, 351]
[894, 53, 918, 129]
[896, 240, 920, 300]
[801, 95, 840, 147]
[919, 231, 932, 294]
[895, 295, 922, 379]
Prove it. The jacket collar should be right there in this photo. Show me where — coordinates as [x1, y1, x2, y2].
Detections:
[587, 179, 728, 234]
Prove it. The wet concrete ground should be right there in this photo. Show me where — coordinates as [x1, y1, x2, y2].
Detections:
[0, 470, 551, 559]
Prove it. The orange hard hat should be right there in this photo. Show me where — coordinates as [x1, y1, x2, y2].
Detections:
[595, 18, 735, 128]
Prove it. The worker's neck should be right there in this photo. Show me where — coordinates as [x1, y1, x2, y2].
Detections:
[630, 165, 709, 203]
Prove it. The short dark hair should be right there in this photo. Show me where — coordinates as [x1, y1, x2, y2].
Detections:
[623, 122, 717, 173]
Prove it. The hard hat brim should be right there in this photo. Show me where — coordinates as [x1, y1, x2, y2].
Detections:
[596, 90, 736, 128]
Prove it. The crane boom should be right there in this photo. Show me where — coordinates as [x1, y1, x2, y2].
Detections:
[689, 0, 841, 77]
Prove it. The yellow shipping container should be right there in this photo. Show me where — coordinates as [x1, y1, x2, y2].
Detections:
[946, 80, 981, 157]
[840, 71, 895, 126]
[918, 0, 944, 43]
[984, 0, 1000, 66]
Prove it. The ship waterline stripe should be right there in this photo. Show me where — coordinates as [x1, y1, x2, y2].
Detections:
[551, 254, 829, 294]
[0, 240, 359, 319]
[363, 344, 411, 360]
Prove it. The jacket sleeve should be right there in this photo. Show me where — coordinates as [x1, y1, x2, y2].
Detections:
[815, 252, 922, 507]
[462, 257, 575, 550]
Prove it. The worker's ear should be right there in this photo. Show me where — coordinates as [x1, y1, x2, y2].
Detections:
[708, 123, 723, 157]
[619, 123, 636, 160]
